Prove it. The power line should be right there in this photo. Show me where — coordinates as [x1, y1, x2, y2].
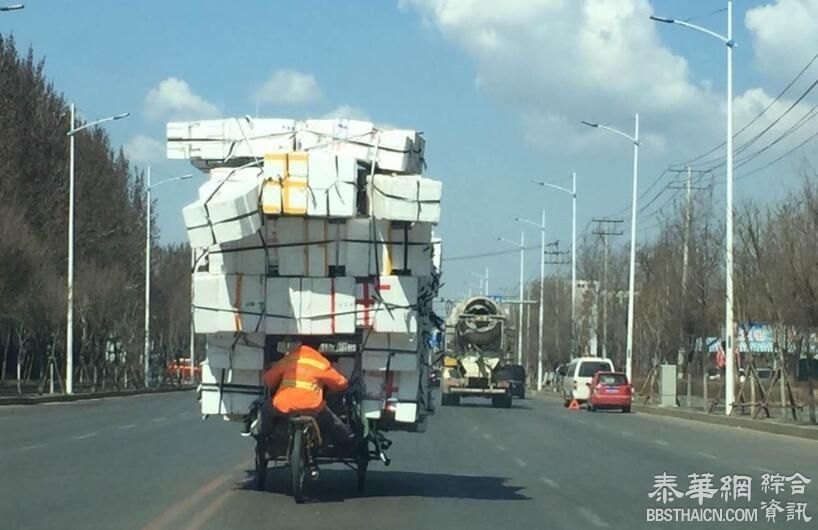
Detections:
[443, 245, 541, 263]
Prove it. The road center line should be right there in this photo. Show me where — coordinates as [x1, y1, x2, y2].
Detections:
[153, 417, 167, 423]
[514, 457, 526, 467]
[72, 432, 99, 440]
[577, 506, 609, 528]
[540, 476, 559, 489]
[481, 433, 493, 441]
[494, 443, 507, 452]
[621, 430, 634, 437]
[696, 451, 718, 460]
[18, 443, 46, 452]
[654, 439, 669, 446]
[0, 416, 9, 421]
[118, 424, 137, 430]
[755, 466, 774, 474]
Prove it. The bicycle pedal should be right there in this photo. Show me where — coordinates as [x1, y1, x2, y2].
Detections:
[309, 469, 320, 479]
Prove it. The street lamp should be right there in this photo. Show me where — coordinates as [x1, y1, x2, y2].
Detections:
[650, 0, 737, 415]
[516, 212, 550, 391]
[533, 173, 577, 357]
[498, 233, 525, 365]
[582, 114, 639, 383]
[65, 105, 130, 395]
[144, 167, 194, 388]
[0, 4, 24, 11]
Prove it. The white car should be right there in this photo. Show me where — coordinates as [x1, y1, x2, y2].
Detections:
[562, 357, 615, 405]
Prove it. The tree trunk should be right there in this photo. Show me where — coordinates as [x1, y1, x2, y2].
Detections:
[1, 327, 11, 384]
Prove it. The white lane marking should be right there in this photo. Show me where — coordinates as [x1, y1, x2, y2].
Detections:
[621, 430, 634, 437]
[696, 451, 718, 460]
[514, 457, 526, 467]
[153, 417, 167, 423]
[755, 466, 774, 474]
[481, 433, 493, 441]
[18, 443, 46, 452]
[72, 432, 99, 440]
[654, 439, 669, 447]
[470, 424, 478, 432]
[577, 506, 609, 528]
[540, 476, 559, 489]
[0, 416, 9, 421]
[118, 424, 137, 430]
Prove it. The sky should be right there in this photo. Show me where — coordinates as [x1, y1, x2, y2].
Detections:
[2, 0, 818, 299]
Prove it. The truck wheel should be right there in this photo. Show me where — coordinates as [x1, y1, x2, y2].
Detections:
[492, 395, 511, 408]
[442, 394, 460, 406]
[622, 406, 631, 413]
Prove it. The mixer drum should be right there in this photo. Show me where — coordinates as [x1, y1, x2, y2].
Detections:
[456, 297, 503, 348]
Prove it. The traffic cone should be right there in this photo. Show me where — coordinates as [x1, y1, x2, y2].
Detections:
[568, 399, 580, 411]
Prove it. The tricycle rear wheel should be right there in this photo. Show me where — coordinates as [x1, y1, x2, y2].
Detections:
[290, 428, 306, 503]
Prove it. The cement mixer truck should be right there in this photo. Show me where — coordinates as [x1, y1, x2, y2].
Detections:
[440, 297, 513, 408]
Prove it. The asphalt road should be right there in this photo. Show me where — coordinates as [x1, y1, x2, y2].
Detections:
[1, 391, 817, 530]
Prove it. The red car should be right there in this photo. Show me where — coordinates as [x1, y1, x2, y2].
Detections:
[586, 371, 632, 413]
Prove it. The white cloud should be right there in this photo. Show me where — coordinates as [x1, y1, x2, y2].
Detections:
[145, 77, 220, 121]
[124, 134, 165, 163]
[400, 0, 722, 157]
[321, 105, 371, 120]
[252, 69, 321, 105]
[746, 0, 818, 80]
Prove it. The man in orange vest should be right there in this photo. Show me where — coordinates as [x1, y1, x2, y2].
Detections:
[252, 337, 353, 445]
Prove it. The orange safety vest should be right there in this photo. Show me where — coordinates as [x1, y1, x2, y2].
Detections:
[263, 345, 348, 414]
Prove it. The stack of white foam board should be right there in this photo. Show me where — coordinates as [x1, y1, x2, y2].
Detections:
[172, 117, 442, 427]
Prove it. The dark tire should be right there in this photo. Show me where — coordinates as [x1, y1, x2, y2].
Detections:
[442, 393, 460, 406]
[290, 428, 306, 504]
[562, 391, 570, 407]
[254, 443, 267, 491]
[492, 395, 512, 409]
[356, 445, 368, 494]
[622, 406, 631, 413]
[587, 402, 595, 412]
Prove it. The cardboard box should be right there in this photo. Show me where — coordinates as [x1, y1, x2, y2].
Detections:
[183, 200, 216, 248]
[193, 273, 266, 334]
[362, 369, 421, 401]
[200, 362, 263, 416]
[362, 353, 418, 372]
[261, 153, 309, 215]
[276, 218, 345, 277]
[368, 174, 441, 224]
[206, 333, 265, 371]
[356, 277, 418, 333]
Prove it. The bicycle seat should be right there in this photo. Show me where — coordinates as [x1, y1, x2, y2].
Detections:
[287, 414, 318, 424]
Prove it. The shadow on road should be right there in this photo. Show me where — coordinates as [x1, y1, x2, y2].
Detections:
[242, 467, 530, 504]
[451, 402, 533, 410]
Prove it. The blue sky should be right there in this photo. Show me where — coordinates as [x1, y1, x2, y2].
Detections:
[3, 0, 817, 297]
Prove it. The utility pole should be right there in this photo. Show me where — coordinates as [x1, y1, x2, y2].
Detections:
[669, 167, 710, 406]
[592, 218, 623, 359]
[545, 242, 571, 358]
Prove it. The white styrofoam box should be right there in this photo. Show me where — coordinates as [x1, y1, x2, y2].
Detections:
[344, 218, 388, 277]
[276, 218, 345, 277]
[197, 175, 262, 245]
[193, 274, 266, 333]
[167, 119, 296, 160]
[368, 174, 442, 224]
[333, 357, 356, 379]
[363, 399, 383, 420]
[208, 232, 268, 275]
[356, 277, 418, 333]
[362, 331, 419, 356]
[200, 362, 263, 416]
[265, 277, 300, 334]
[206, 332, 265, 370]
[299, 278, 356, 335]
[362, 369, 420, 401]
[431, 234, 443, 274]
[305, 152, 358, 218]
[183, 200, 216, 248]
[394, 402, 418, 423]
[298, 119, 424, 174]
[362, 353, 418, 372]
[388, 222, 433, 276]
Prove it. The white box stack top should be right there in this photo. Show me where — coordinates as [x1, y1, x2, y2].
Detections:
[171, 118, 442, 429]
